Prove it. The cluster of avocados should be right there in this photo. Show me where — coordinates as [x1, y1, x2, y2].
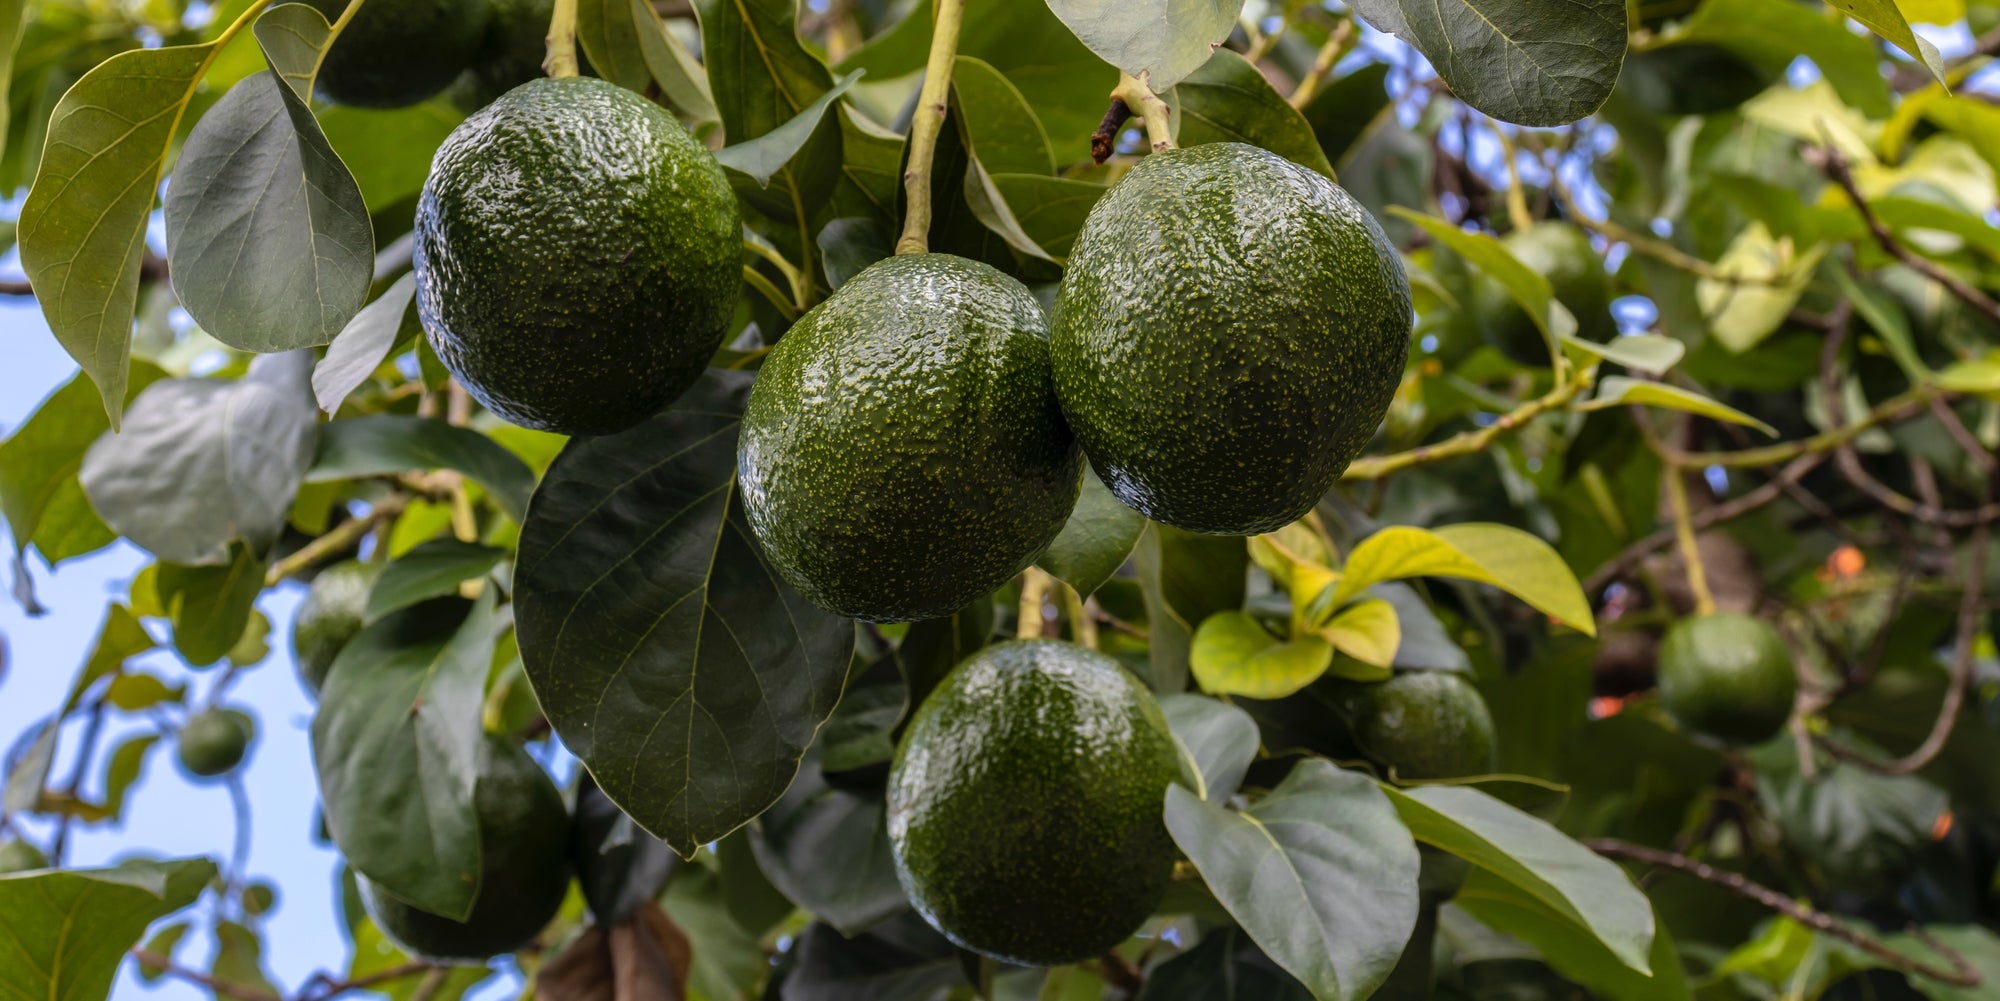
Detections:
[306, 0, 557, 110]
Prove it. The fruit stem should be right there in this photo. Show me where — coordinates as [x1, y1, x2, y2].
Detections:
[322, 0, 364, 45]
[1286, 17, 1353, 109]
[1663, 463, 1717, 616]
[1016, 568, 1051, 639]
[1059, 580, 1098, 649]
[544, 0, 582, 79]
[1112, 71, 1175, 153]
[894, 0, 968, 256]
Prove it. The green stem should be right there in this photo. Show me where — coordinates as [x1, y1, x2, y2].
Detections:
[1016, 568, 1051, 639]
[742, 265, 799, 320]
[1672, 386, 1937, 468]
[544, 0, 581, 78]
[1112, 71, 1175, 152]
[1663, 463, 1717, 616]
[743, 238, 807, 309]
[1343, 365, 1594, 480]
[895, 0, 968, 256]
[324, 0, 365, 40]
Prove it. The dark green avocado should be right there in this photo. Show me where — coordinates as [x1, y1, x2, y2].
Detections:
[1658, 612, 1797, 746]
[1473, 221, 1614, 365]
[738, 253, 1082, 622]
[1050, 141, 1412, 536]
[292, 559, 377, 696]
[1327, 669, 1496, 781]
[360, 737, 572, 962]
[176, 708, 254, 779]
[451, 0, 561, 111]
[309, 0, 488, 109]
[888, 640, 1181, 966]
[415, 76, 740, 436]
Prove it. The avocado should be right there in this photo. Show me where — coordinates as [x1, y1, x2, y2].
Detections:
[452, 0, 560, 111]
[361, 737, 571, 961]
[739, 254, 1082, 622]
[416, 76, 741, 436]
[1658, 612, 1796, 746]
[177, 708, 253, 779]
[1050, 142, 1412, 536]
[888, 640, 1181, 965]
[1327, 669, 1496, 781]
[292, 559, 377, 696]
[1473, 221, 1614, 365]
[309, 0, 489, 109]
[0, 839, 49, 874]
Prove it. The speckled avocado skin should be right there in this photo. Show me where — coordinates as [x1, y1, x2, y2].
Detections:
[415, 76, 740, 436]
[1658, 613, 1797, 746]
[738, 254, 1082, 623]
[888, 640, 1181, 966]
[1476, 221, 1614, 364]
[308, 0, 487, 108]
[1050, 142, 1412, 536]
[361, 738, 571, 962]
[1328, 669, 1496, 781]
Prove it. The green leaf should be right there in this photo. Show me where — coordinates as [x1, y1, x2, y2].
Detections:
[318, 99, 463, 211]
[79, 351, 320, 566]
[1881, 926, 2000, 1001]
[104, 672, 177, 711]
[1319, 598, 1399, 671]
[2, 722, 55, 815]
[155, 542, 268, 667]
[898, 601, 994, 713]
[1669, 0, 1890, 116]
[817, 216, 894, 290]
[1037, 466, 1145, 597]
[1381, 784, 1655, 974]
[1695, 222, 1826, 353]
[0, 858, 216, 1001]
[1141, 926, 1315, 1000]
[514, 371, 853, 855]
[714, 70, 861, 185]
[578, 0, 718, 121]
[1329, 524, 1596, 637]
[164, 4, 372, 353]
[1455, 871, 1689, 1001]
[345, 918, 490, 1001]
[1576, 376, 1779, 436]
[1347, 0, 1625, 126]
[17, 38, 235, 426]
[1392, 209, 1576, 354]
[1191, 610, 1335, 699]
[313, 593, 494, 921]
[1136, 521, 1247, 693]
[307, 416, 536, 523]
[953, 55, 1054, 176]
[0, 362, 165, 564]
[99, 733, 158, 821]
[210, 920, 281, 1000]
[1835, 269, 1929, 382]
[1164, 760, 1420, 1001]
[747, 757, 907, 935]
[1821, 0, 1944, 84]
[777, 913, 966, 1000]
[1173, 49, 1337, 179]
[693, 0, 832, 145]
[364, 538, 505, 623]
[313, 272, 419, 414]
[1158, 692, 1259, 802]
[135, 923, 187, 982]
[986, 173, 1106, 260]
[1937, 354, 2000, 398]
[572, 781, 680, 925]
[0, 0, 26, 165]
[68, 603, 155, 712]
[1560, 333, 1685, 373]
[1042, 0, 1241, 90]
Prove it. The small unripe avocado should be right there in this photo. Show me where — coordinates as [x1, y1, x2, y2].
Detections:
[416, 76, 741, 436]
[360, 738, 571, 961]
[177, 708, 253, 779]
[1051, 142, 1412, 535]
[1658, 613, 1796, 746]
[1328, 670, 1496, 781]
[292, 560, 377, 696]
[451, 0, 561, 111]
[308, 0, 488, 109]
[1473, 221, 1614, 365]
[888, 640, 1181, 966]
[0, 839, 49, 874]
[740, 254, 1082, 622]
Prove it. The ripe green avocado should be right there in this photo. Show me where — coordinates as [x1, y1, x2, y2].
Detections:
[888, 640, 1181, 966]
[1327, 670, 1496, 781]
[177, 708, 253, 779]
[451, 0, 559, 111]
[739, 254, 1082, 622]
[416, 76, 740, 436]
[292, 560, 377, 696]
[309, 0, 488, 108]
[1050, 142, 1412, 535]
[1658, 612, 1796, 746]
[1473, 221, 1614, 365]
[361, 738, 571, 962]
[0, 839, 49, 874]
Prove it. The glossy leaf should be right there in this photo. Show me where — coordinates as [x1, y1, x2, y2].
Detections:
[817, 216, 894, 290]
[987, 173, 1105, 260]
[714, 71, 861, 185]
[1043, 0, 1240, 90]
[747, 758, 907, 934]
[364, 538, 505, 623]
[1037, 466, 1145, 597]
[953, 56, 1053, 175]
[1158, 692, 1259, 802]
[514, 371, 852, 854]
[1136, 522, 1248, 693]
[1165, 759, 1421, 1001]
[314, 272, 417, 414]
[1174, 49, 1336, 178]
[0, 858, 216, 1001]
[1191, 610, 1336, 699]
[1329, 524, 1596, 637]
[307, 416, 535, 522]
[1576, 376, 1779, 436]
[313, 594, 493, 921]
[1822, 0, 1944, 82]
[573, 780, 680, 925]
[0, 362, 165, 564]
[578, 0, 717, 120]
[692, 0, 831, 145]
[775, 913, 965, 1000]
[1348, 0, 1625, 126]
[79, 350, 319, 566]
[1457, 870, 1689, 1001]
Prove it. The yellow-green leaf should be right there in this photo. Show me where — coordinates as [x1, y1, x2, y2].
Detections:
[1937, 354, 2000, 398]
[1319, 598, 1400, 670]
[1576, 375, 1779, 436]
[1190, 611, 1335, 699]
[1331, 525, 1596, 637]
[1821, 0, 1945, 85]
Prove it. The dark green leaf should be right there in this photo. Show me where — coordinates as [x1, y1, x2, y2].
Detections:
[660, 865, 771, 1000]
[210, 920, 281, 1000]
[953, 55, 1052, 175]
[79, 351, 320, 566]
[1302, 64, 1392, 166]
[1455, 871, 1690, 1001]
[1668, 0, 1889, 117]
[1043, 0, 1241, 90]
[1173, 49, 1337, 179]
[0, 858, 216, 1001]
[1347, 0, 1625, 126]
[1135, 522, 1247, 692]
[1750, 737, 1946, 896]
[578, 0, 718, 120]
[714, 70, 861, 185]
[817, 216, 894, 290]
[774, 913, 966, 1001]
[313, 593, 493, 920]
[572, 779, 680, 925]
[1158, 692, 1259, 802]
[1140, 926, 1315, 1001]
[155, 542, 267, 666]
[897, 601, 994, 713]
[515, 371, 853, 854]
[99, 733, 157, 821]
[985, 173, 1105, 261]
[0, 361, 165, 564]
[716, 830, 795, 934]
[313, 271, 418, 414]
[307, 416, 536, 523]
[1037, 466, 1144, 597]
[364, 538, 505, 624]
[1165, 759, 1420, 1001]
[747, 755, 907, 935]
[693, 0, 831, 145]
[816, 682, 904, 773]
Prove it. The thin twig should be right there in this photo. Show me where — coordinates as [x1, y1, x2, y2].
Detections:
[1286, 18, 1354, 109]
[1808, 144, 2000, 327]
[265, 496, 408, 586]
[1584, 454, 1827, 594]
[1344, 367, 1593, 480]
[1090, 98, 1133, 165]
[50, 699, 108, 865]
[129, 951, 283, 1001]
[406, 967, 451, 1001]
[1097, 951, 1145, 997]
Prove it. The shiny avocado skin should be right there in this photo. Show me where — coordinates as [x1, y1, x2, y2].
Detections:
[1658, 613, 1797, 746]
[1476, 221, 1614, 365]
[739, 254, 1082, 623]
[416, 76, 740, 436]
[888, 640, 1181, 966]
[1051, 142, 1412, 536]
[308, 0, 487, 108]
[1328, 669, 1496, 781]
[361, 738, 571, 962]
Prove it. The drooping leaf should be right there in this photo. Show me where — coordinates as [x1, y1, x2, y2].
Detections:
[155, 542, 267, 666]
[79, 350, 320, 566]
[307, 415, 536, 523]
[1576, 376, 1779, 436]
[1348, 0, 1625, 126]
[313, 593, 494, 921]
[1191, 610, 1336, 700]
[98, 733, 158, 821]
[773, 913, 966, 1001]
[1140, 926, 1316, 1000]
[1173, 48, 1336, 179]
[1158, 692, 1259, 802]
[2, 722, 55, 815]
[1328, 524, 1596, 637]
[364, 538, 505, 623]
[210, 920, 282, 1000]
[578, 0, 717, 120]
[1670, 0, 1889, 115]
[0, 858, 216, 1001]
[1136, 522, 1248, 693]
[746, 757, 907, 935]
[0, 357, 165, 566]
[1319, 598, 1400, 671]
[1821, 0, 1944, 84]
[66, 603, 155, 711]
[314, 271, 418, 414]
[986, 173, 1106, 261]
[1165, 759, 1420, 1001]
[572, 779, 681, 925]
[514, 371, 853, 855]
[713, 70, 861, 185]
[1037, 466, 1145, 597]
[692, 0, 831, 145]
[1042, 0, 1241, 90]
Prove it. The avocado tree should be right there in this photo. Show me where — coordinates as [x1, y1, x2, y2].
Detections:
[1, 0, 1999, 995]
